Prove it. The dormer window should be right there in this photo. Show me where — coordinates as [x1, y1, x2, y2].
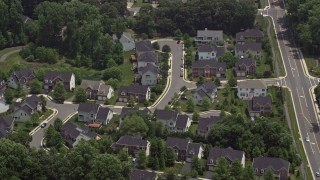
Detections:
[45, 80, 48, 83]
[261, 169, 264, 174]
[255, 168, 258, 173]
[209, 159, 213, 164]
[189, 150, 194, 155]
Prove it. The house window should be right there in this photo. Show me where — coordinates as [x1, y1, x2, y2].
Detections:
[251, 88, 254, 91]
[146, 75, 150, 79]
[209, 159, 213, 164]
[212, 53, 215, 56]
[255, 168, 258, 173]
[262, 89, 265, 91]
[91, 114, 94, 118]
[261, 169, 264, 174]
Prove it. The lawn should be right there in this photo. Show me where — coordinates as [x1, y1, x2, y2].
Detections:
[132, 0, 152, 8]
[188, 124, 198, 136]
[15, 109, 54, 132]
[260, 0, 268, 8]
[39, 109, 54, 121]
[0, 53, 24, 74]
[164, 163, 184, 174]
[119, 51, 135, 87]
[0, 46, 22, 57]
[305, 57, 320, 77]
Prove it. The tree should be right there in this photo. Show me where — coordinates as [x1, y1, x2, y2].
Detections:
[191, 156, 203, 176]
[213, 157, 229, 180]
[30, 80, 42, 94]
[128, 96, 136, 107]
[192, 111, 200, 121]
[120, 114, 149, 137]
[162, 44, 171, 53]
[165, 147, 176, 167]
[137, 150, 147, 169]
[40, 95, 47, 111]
[54, 118, 63, 131]
[219, 52, 237, 68]
[202, 97, 211, 111]
[264, 168, 275, 180]
[6, 130, 32, 147]
[166, 167, 178, 180]
[4, 88, 14, 104]
[152, 42, 160, 50]
[196, 76, 205, 86]
[186, 98, 195, 112]
[228, 76, 237, 87]
[102, 67, 122, 81]
[230, 160, 243, 179]
[30, 112, 40, 125]
[45, 125, 63, 148]
[118, 150, 129, 161]
[242, 164, 255, 180]
[214, 78, 221, 86]
[74, 88, 87, 102]
[52, 82, 66, 102]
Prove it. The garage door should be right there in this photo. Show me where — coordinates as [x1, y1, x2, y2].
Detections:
[186, 157, 192, 162]
[102, 97, 106, 100]
[123, 98, 127, 103]
[98, 96, 102, 101]
[119, 98, 123, 102]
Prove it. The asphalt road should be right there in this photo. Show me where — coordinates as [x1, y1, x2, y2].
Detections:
[262, 0, 320, 177]
[29, 101, 78, 149]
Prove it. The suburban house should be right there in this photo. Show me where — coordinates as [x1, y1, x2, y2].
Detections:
[236, 29, 264, 44]
[197, 116, 220, 136]
[248, 96, 272, 118]
[192, 60, 227, 78]
[12, 95, 42, 122]
[80, 80, 114, 101]
[8, 69, 36, 89]
[156, 109, 191, 132]
[119, 107, 152, 124]
[61, 121, 99, 148]
[111, 135, 151, 157]
[112, 32, 135, 51]
[166, 137, 203, 162]
[207, 147, 245, 171]
[77, 103, 113, 127]
[43, 71, 75, 92]
[197, 44, 225, 60]
[0, 116, 14, 138]
[195, 28, 223, 44]
[0, 79, 6, 98]
[235, 43, 262, 58]
[237, 79, 267, 100]
[135, 40, 154, 55]
[137, 63, 159, 86]
[137, 51, 158, 69]
[118, 84, 151, 103]
[253, 157, 290, 180]
[192, 81, 218, 105]
[130, 169, 157, 180]
[234, 58, 256, 77]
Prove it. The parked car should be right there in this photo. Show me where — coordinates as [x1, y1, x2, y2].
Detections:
[316, 171, 320, 177]
[180, 73, 183, 77]
[41, 123, 47, 128]
[181, 96, 188, 100]
[305, 136, 310, 142]
[177, 40, 180, 44]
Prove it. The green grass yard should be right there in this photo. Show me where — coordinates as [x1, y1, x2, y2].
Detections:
[0, 46, 22, 57]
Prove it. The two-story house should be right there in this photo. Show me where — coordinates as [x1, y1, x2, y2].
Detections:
[234, 58, 256, 77]
[0, 116, 14, 138]
[43, 71, 75, 92]
[119, 107, 152, 124]
[112, 32, 135, 52]
[130, 169, 157, 180]
[135, 40, 154, 55]
[197, 116, 220, 136]
[235, 43, 262, 58]
[118, 84, 151, 103]
[166, 137, 203, 162]
[236, 29, 264, 44]
[192, 81, 218, 105]
[12, 95, 42, 122]
[156, 109, 191, 132]
[111, 135, 151, 157]
[0, 79, 6, 98]
[138, 63, 159, 86]
[137, 51, 158, 69]
[207, 147, 245, 171]
[80, 80, 114, 101]
[8, 69, 36, 89]
[253, 157, 290, 180]
[61, 121, 99, 148]
[77, 103, 113, 127]
[195, 28, 223, 44]
[237, 79, 267, 100]
[248, 96, 272, 118]
[192, 60, 227, 78]
[197, 44, 225, 60]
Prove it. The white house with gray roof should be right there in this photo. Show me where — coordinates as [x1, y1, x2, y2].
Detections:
[43, 71, 75, 91]
[111, 135, 150, 157]
[8, 69, 36, 89]
[12, 95, 42, 122]
[112, 32, 135, 51]
[197, 44, 225, 60]
[77, 103, 113, 127]
[235, 42, 262, 58]
[80, 80, 114, 101]
[156, 109, 191, 132]
[195, 28, 223, 44]
[192, 81, 218, 105]
[139, 63, 159, 85]
[207, 147, 245, 170]
[237, 79, 267, 100]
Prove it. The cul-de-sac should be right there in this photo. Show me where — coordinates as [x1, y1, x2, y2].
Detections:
[0, 0, 320, 179]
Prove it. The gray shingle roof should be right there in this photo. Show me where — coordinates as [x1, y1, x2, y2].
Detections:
[139, 63, 159, 75]
[198, 116, 220, 132]
[236, 42, 262, 52]
[137, 51, 158, 63]
[62, 121, 97, 145]
[112, 32, 134, 44]
[13, 69, 34, 79]
[0, 116, 14, 138]
[198, 45, 214, 52]
[120, 107, 151, 119]
[119, 84, 149, 95]
[130, 169, 157, 180]
[166, 137, 191, 151]
[237, 79, 267, 89]
[77, 103, 100, 113]
[44, 71, 73, 83]
[156, 109, 179, 121]
[25, 95, 41, 109]
[248, 96, 272, 112]
[200, 81, 217, 92]
[135, 40, 153, 53]
[236, 29, 264, 41]
[20, 105, 33, 115]
[95, 107, 112, 123]
[195, 89, 209, 98]
[253, 157, 290, 172]
[235, 58, 256, 67]
[186, 143, 202, 157]
[80, 80, 103, 90]
[197, 29, 223, 39]
[192, 60, 226, 72]
[175, 115, 189, 129]
[208, 147, 244, 164]
[115, 135, 148, 147]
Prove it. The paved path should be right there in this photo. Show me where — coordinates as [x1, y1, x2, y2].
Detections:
[0, 49, 21, 62]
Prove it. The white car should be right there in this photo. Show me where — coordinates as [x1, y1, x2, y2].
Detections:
[305, 136, 310, 142]
[316, 171, 320, 177]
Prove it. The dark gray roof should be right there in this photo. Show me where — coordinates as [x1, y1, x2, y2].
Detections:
[20, 105, 33, 115]
[137, 51, 158, 63]
[44, 71, 73, 83]
[112, 32, 134, 44]
[236, 29, 264, 41]
[235, 58, 256, 67]
[236, 43, 262, 52]
[195, 89, 209, 98]
[175, 115, 189, 129]
[194, 81, 217, 99]
[216, 47, 225, 58]
[208, 147, 244, 164]
[13, 69, 34, 79]
[77, 103, 99, 113]
[120, 107, 151, 119]
[192, 60, 226, 72]
[198, 116, 220, 132]
[0, 116, 14, 138]
[248, 96, 272, 111]
[135, 40, 153, 53]
[186, 143, 202, 157]
[119, 84, 149, 96]
[62, 121, 97, 143]
[253, 157, 290, 172]
[115, 135, 148, 147]
[197, 29, 223, 39]
[130, 169, 157, 180]
[198, 45, 214, 52]
[80, 80, 103, 90]
[24, 95, 41, 109]
[166, 137, 191, 151]
[156, 109, 179, 121]
[139, 63, 159, 75]
[201, 81, 217, 92]
[96, 107, 112, 123]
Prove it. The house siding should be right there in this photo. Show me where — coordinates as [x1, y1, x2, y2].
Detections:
[237, 88, 267, 100]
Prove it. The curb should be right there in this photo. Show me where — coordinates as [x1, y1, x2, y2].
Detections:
[62, 112, 78, 124]
[29, 107, 58, 136]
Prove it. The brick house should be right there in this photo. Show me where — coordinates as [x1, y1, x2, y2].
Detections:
[236, 29, 264, 44]
[192, 60, 226, 78]
[43, 71, 75, 92]
[207, 147, 245, 171]
[118, 84, 151, 103]
[111, 135, 151, 157]
[253, 157, 290, 180]
[234, 58, 256, 77]
[248, 96, 272, 117]
[8, 69, 36, 89]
